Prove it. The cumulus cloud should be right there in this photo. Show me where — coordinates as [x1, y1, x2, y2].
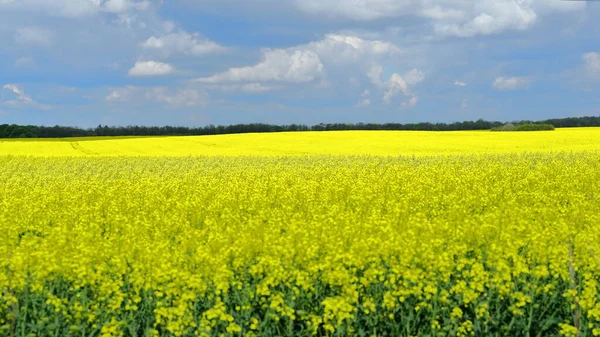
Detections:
[142, 31, 226, 58]
[193, 33, 402, 89]
[194, 49, 323, 83]
[106, 86, 209, 108]
[454, 80, 467, 87]
[492, 76, 532, 90]
[14, 27, 53, 47]
[583, 52, 600, 77]
[0, 0, 150, 17]
[304, 34, 415, 106]
[364, 65, 424, 107]
[383, 73, 409, 103]
[127, 61, 175, 77]
[382, 70, 424, 106]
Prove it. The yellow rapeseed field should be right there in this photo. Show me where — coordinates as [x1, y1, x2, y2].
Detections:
[1, 127, 599, 157]
[2, 129, 600, 336]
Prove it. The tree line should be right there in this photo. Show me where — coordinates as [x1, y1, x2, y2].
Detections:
[0, 115, 599, 138]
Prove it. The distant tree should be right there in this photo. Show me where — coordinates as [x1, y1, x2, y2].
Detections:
[3, 116, 600, 138]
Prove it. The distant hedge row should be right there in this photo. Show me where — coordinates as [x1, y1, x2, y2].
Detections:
[491, 123, 555, 132]
[0, 115, 597, 138]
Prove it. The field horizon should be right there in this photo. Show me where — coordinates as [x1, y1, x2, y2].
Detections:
[2, 128, 600, 157]
[3, 129, 600, 336]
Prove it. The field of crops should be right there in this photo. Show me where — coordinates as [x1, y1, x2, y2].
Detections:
[2, 130, 600, 336]
[1, 128, 599, 157]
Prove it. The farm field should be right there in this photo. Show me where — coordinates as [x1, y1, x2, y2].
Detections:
[2, 130, 600, 336]
[1, 128, 599, 157]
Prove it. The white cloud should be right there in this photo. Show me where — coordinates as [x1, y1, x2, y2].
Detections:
[1, 83, 50, 109]
[492, 76, 532, 90]
[454, 80, 467, 87]
[404, 69, 425, 86]
[142, 31, 226, 58]
[355, 89, 371, 107]
[308, 34, 400, 64]
[106, 86, 209, 108]
[175, 30, 407, 111]
[294, 0, 581, 37]
[402, 95, 418, 108]
[2, 84, 33, 103]
[434, 2, 537, 38]
[419, 5, 465, 20]
[194, 49, 323, 83]
[302, 34, 404, 96]
[104, 0, 150, 14]
[127, 61, 175, 77]
[305, 34, 402, 86]
[193, 33, 401, 88]
[380, 69, 424, 106]
[366, 66, 423, 107]
[383, 73, 409, 104]
[0, 0, 150, 17]
[14, 27, 53, 47]
[583, 52, 600, 77]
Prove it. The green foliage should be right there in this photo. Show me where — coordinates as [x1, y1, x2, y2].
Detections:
[492, 123, 555, 132]
[513, 124, 555, 131]
[5, 114, 600, 138]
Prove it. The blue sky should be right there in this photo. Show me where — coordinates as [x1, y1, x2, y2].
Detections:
[0, 0, 599, 127]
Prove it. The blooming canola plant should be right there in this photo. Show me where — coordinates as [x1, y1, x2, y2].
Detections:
[2, 129, 600, 336]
